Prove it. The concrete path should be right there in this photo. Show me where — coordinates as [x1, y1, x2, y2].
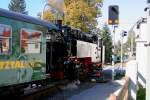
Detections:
[47, 66, 125, 100]
[68, 82, 122, 100]
[47, 81, 123, 100]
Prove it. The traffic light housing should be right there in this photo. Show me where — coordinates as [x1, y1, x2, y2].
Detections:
[108, 5, 119, 25]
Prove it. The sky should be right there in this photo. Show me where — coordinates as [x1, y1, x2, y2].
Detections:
[98, 0, 148, 42]
[0, 0, 148, 42]
[1, 0, 44, 16]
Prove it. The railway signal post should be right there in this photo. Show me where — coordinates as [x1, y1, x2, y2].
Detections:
[108, 5, 119, 81]
[120, 31, 127, 72]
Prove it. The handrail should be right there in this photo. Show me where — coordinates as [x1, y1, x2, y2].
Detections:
[109, 77, 130, 100]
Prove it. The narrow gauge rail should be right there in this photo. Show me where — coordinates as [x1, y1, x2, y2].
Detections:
[20, 80, 69, 100]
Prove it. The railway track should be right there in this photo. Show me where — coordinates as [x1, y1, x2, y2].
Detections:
[19, 80, 69, 100]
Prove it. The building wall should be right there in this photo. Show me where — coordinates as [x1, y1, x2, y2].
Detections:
[135, 23, 147, 88]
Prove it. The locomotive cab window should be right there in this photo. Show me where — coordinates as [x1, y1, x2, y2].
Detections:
[0, 24, 12, 54]
[20, 28, 42, 54]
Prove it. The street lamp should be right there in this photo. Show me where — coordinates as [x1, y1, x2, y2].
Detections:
[128, 18, 146, 59]
[42, 3, 50, 20]
[42, 2, 63, 26]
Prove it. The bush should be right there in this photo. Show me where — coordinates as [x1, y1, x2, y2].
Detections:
[137, 87, 145, 100]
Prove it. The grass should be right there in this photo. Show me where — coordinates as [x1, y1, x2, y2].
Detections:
[137, 87, 145, 100]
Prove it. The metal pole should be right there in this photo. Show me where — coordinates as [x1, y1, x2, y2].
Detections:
[42, 3, 49, 20]
[121, 32, 123, 69]
[102, 45, 105, 65]
[112, 25, 117, 81]
[101, 38, 103, 66]
[131, 31, 133, 58]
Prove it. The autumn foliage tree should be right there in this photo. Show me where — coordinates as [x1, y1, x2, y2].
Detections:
[41, 0, 102, 32]
[64, 0, 97, 31]
[43, 11, 55, 22]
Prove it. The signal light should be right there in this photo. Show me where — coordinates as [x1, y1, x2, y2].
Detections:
[115, 20, 119, 24]
[108, 20, 113, 24]
[108, 5, 119, 25]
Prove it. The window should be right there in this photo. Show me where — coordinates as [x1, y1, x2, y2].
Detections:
[0, 24, 12, 54]
[20, 28, 42, 54]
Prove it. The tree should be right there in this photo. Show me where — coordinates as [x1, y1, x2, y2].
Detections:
[100, 24, 112, 63]
[64, 0, 91, 31]
[124, 31, 136, 55]
[37, 11, 55, 22]
[42, 0, 102, 32]
[8, 0, 28, 14]
[64, 0, 102, 32]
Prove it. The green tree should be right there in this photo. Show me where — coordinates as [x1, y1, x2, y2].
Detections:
[115, 40, 121, 55]
[8, 0, 28, 14]
[100, 24, 112, 63]
[124, 31, 136, 55]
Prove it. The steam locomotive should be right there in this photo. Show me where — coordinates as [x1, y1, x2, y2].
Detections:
[47, 24, 103, 81]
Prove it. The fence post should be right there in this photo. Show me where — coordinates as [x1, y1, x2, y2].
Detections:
[126, 60, 138, 100]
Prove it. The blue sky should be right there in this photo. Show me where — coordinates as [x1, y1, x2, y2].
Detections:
[99, 0, 147, 28]
[1, 0, 44, 16]
[98, 0, 147, 41]
[0, 0, 148, 41]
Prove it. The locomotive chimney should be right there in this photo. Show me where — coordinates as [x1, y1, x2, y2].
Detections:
[55, 20, 62, 28]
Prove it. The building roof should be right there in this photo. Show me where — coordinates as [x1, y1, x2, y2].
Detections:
[0, 8, 58, 30]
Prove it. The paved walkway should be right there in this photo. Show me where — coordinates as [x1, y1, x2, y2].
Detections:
[68, 82, 122, 100]
[47, 65, 126, 100]
[47, 80, 124, 100]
